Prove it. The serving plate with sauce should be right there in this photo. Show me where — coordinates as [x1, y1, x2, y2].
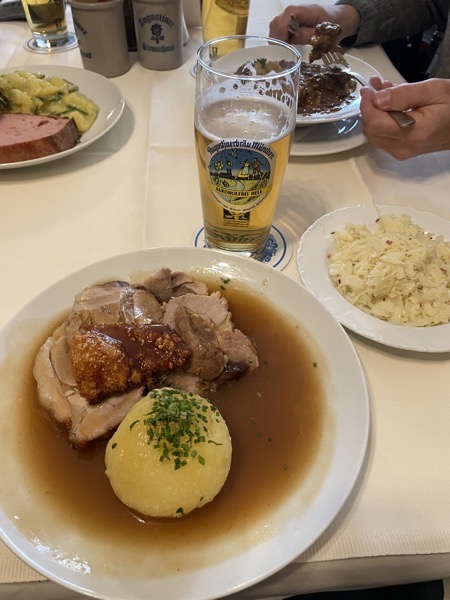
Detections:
[0, 247, 369, 600]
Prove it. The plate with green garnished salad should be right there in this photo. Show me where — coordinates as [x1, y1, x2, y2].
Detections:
[0, 65, 124, 169]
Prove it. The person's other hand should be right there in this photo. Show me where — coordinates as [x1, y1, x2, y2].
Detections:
[360, 78, 450, 160]
[268, 3, 360, 44]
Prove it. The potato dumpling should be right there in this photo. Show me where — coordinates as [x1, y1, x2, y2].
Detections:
[105, 388, 232, 518]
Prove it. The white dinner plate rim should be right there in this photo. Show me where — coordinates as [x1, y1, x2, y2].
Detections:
[291, 116, 367, 157]
[297, 205, 450, 352]
[0, 64, 125, 169]
[296, 55, 381, 126]
[0, 246, 370, 600]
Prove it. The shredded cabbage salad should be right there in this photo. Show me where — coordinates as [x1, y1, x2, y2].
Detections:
[328, 213, 450, 327]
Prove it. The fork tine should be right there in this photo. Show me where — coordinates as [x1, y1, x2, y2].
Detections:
[321, 51, 348, 68]
[331, 50, 349, 67]
[322, 53, 332, 66]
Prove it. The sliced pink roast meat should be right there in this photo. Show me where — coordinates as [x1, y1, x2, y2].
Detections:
[0, 113, 80, 163]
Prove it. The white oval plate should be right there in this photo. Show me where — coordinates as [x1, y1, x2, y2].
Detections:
[291, 116, 366, 156]
[297, 205, 450, 352]
[0, 65, 125, 169]
[296, 54, 381, 126]
[0, 247, 369, 600]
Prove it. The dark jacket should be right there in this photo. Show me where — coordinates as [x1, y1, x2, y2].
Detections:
[336, 0, 450, 77]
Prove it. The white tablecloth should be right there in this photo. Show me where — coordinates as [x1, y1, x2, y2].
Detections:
[1, 0, 450, 598]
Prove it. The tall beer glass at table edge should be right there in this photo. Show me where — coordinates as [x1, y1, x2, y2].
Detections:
[201, 0, 251, 56]
[194, 35, 301, 260]
[21, 0, 68, 49]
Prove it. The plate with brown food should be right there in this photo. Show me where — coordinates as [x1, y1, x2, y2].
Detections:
[214, 38, 380, 129]
[0, 65, 124, 169]
[289, 21, 380, 125]
[296, 52, 381, 125]
[0, 247, 369, 600]
[297, 204, 450, 352]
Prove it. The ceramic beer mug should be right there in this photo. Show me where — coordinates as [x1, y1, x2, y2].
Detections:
[132, 0, 183, 70]
[69, 0, 130, 78]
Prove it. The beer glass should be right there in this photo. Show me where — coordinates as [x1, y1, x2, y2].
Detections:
[194, 35, 301, 259]
[201, 0, 250, 57]
[21, 0, 75, 51]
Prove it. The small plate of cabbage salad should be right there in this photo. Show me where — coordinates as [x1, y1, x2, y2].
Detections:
[297, 204, 450, 352]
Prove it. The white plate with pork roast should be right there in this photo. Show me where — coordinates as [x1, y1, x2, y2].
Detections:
[0, 247, 369, 600]
[0, 65, 124, 169]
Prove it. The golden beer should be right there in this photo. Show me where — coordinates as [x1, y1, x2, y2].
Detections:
[201, 0, 250, 57]
[202, 0, 250, 40]
[195, 98, 294, 257]
[195, 36, 301, 258]
[21, 0, 68, 48]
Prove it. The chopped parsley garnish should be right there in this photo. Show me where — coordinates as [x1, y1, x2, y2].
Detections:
[219, 277, 230, 291]
[254, 58, 267, 68]
[138, 389, 222, 470]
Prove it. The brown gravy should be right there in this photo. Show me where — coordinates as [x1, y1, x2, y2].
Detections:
[21, 281, 325, 558]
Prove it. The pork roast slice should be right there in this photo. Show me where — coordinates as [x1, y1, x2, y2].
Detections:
[171, 305, 225, 381]
[143, 267, 173, 302]
[163, 292, 233, 333]
[217, 329, 259, 378]
[35, 281, 166, 447]
[34, 321, 145, 448]
[170, 271, 209, 297]
[162, 291, 258, 385]
[0, 113, 80, 163]
[65, 281, 163, 342]
[144, 267, 209, 302]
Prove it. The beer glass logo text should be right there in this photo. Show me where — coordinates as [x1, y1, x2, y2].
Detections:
[206, 139, 276, 214]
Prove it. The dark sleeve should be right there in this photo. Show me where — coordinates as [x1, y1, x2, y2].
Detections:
[335, 0, 449, 45]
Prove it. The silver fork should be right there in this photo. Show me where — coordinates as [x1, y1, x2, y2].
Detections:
[322, 51, 416, 128]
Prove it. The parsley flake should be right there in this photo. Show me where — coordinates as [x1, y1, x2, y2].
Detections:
[142, 389, 221, 470]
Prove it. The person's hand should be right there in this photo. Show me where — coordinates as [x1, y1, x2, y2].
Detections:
[360, 78, 450, 160]
[269, 3, 360, 44]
